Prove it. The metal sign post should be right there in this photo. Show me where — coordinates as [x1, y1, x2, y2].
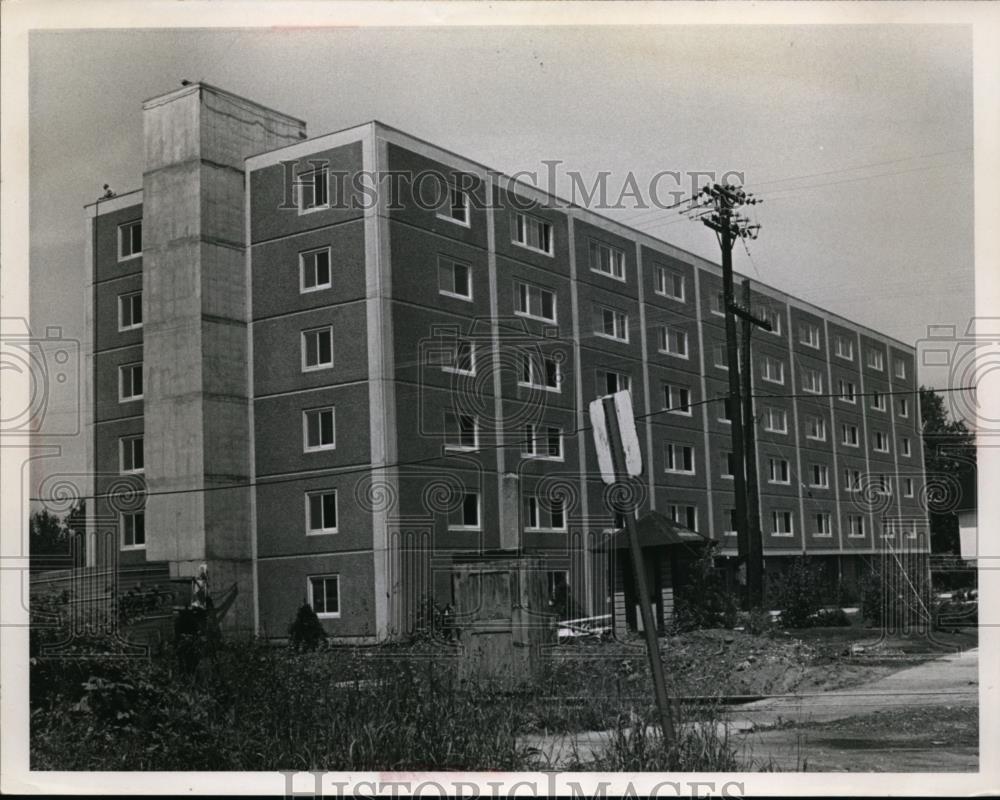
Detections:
[590, 391, 675, 744]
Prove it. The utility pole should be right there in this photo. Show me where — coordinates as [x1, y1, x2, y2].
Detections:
[696, 184, 767, 609]
[741, 278, 765, 608]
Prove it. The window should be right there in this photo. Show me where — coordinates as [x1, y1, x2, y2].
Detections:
[598, 307, 629, 342]
[835, 336, 854, 361]
[764, 407, 787, 434]
[713, 344, 729, 371]
[663, 384, 691, 415]
[722, 451, 736, 479]
[902, 437, 912, 457]
[719, 397, 735, 425]
[303, 407, 336, 452]
[843, 468, 861, 492]
[522, 424, 563, 460]
[768, 458, 790, 484]
[867, 348, 885, 371]
[805, 414, 826, 441]
[450, 492, 481, 530]
[904, 478, 915, 498]
[302, 327, 333, 371]
[873, 431, 890, 453]
[119, 363, 143, 401]
[300, 248, 332, 293]
[802, 368, 823, 394]
[847, 515, 865, 538]
[589, 240, 625, 280]
[814, 513, 832, 537]
[809, 463, 829, 488]
[308, 575, 340, 617]
[878, 474, 893, 495]
[118, 292, 142, 331]
[838, 379, 856, 403]
[515, 281, 556, 322]
[761, 356, 784, 385]
[842, 424, 859, 447]
[724, 508, 738, 536]
[120, 435, 144, 473]
[655, 266, 685, 301]
[444, 412, 478, 451]
[299, 167, 329, 212]
[121, 512, 145, 550]
[519, 353, 561, 391]
[512, 212, 553, 255]
[870, 391, 886, 412]
[757, 306, 782, 336]
[439, 259, 472, 301]
[668, 504, 698, 531]
[443, 340, 476, 376]
[526, 495, 566, 531]
[898, 397, 909, 418]
[118, 220, 142, 260]
[658, 325, 688, 358]
[771, 511, 794, 536]
[439, 184, 470, 225]
[711, 292, 726, 316]
[306, 490, 338, 533]
[664, 443, 695, 474]
[603, 371, 631, 396]
[894, 359, 907, 380]
[799, 322, 820, 349]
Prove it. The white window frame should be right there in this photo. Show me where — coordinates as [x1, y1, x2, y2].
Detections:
[118, 362, 143, 402]
[873, 431, 890, 453]
[308, 574, 341, 618]
[847, 515, 866, 538]
[723, 508, 738, 536]
[667, 504, 698, 531]
[299, 247, 333, 294]
[518, 353, 561, 393]
[297, 167, 330, 215]
[664, 443, 696, 475]
[663, 384, 692, 416]
[870, 391, 886, 412]
[842, 424, 859, 447]
[118, 291, 142, 331]
[437, 184, 471, 227]
[118, 220, 142, 261]
[302, 406, 336, 453]
[721, 450, 736, 480]
[305, 490, 339, 534]
[898, 397, 910, 418]
[844, 468, 861, 493]
[763, 407, 788, 434]
[761, 356, 785, 385]
[589, 240, 625, 281]
[711, 292, 726, 317]
[838, 379, 857, 404]
[809, 463, 829, 489]
[301, 327, 334, 372]
[597, 306, 629, 343]
[512, 211, 553, 256]
[449, 492, 482, 531]
[813, 513, 832, 537]
[835, 336, 854, 361]
[718, 398, 734, 425]
[444, 412, 479, 452]
[514, 281, 556, 323]
[659, 325, 689, 359]
[120, 512, 146, 551]
[525, 495, 567, 532]
[757, 307, 782, 337]
[654, 266, 685, 302]
[867, 349, 885, 371]
[802, 368, 823, 395]
[713, 344, 729, 371]
[119, 435, 144, 474]
[799, 322, 820, 349]
[601, 371, 632, 397]
[805, 415, 827, 442]
[442, 340, 476, 376]
[901, 437, 912, 457]
[521, 423, 564, 461]
[771, 510, 794, 537]
[768, 457, 791, 485]
[438, 258, 473, 302]
[904, 477, 915, 498]
[894, 359, 907, 380]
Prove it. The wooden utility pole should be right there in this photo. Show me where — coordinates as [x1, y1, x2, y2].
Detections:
[741, 278, 765, 608]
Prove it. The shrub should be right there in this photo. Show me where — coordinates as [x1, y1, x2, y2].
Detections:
[288, 603, 326, 651]
[672, 545, 738, 631]
[768, 556, 824, 629]
[860, 557, 933, 631]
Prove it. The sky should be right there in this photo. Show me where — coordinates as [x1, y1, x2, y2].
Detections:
[27, 24, 975, 489]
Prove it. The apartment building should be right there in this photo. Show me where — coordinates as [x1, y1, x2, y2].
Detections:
[84, 83, 928, 641]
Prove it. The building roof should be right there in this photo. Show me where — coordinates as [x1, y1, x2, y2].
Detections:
[598, 511, 714, 552]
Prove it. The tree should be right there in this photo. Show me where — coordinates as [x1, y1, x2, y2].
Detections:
[29, 509, 71, 572]
[920, 387, 975, 554]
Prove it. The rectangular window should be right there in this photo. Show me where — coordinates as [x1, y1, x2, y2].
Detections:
[444, 412, 479, 451]
[768, 458, 790, 484]
[118, 292, 142, 331]
[589, 240, 625, 280]
[835, 336, 854, 361]
[526, 495, 566, 531]
[894, 359, 907, 380]
[603, 371, 631, 396]
[119, 363, 143, 402]
[848, 515, 865, 537]
[439, 259, 472, 301]
[450, 492, 481, 530]
[522, 423, 563, 460]
[814, 513, 832, 537]
[842, 424, 859, 447]
[515, 281, 556, 322]
[724, 508, 738, 536]
[439, 185, 470, 225]
[870, 391, 886, 412]
[655, 266, 685, 301]
[306, 490, 338, 533]
[300, 248, 332, 293]
[120, 435, 144, 473]
[443, 340, 476, 376]
[867, 349, 885, 371]
[757, 306, 782, 336]
[878, 474, 893, 495]
[299, 167, 329, 212]
[843, 468, 861, 492]
[121, 512, 145, 550]
[664, 443, 695, 474]
[799, 322, 820, 349]
[761, 356, 784, 385]
[513, 212, 553, 255]
[118, 220, 142, 260]
[303, 407, 336, 452]
[802, 368, 823, 394]
[809, 463, 829, 488]
[713, 344, 729, 370]
[902, 437, 911, 457]
[668, 504, 698, 531]
[598, 307, 629, 342]
[771, 510, 794, 536]
[873, 431, 890, 453]
[663, 384, 691, 415]
[764, 407, 788, 434]
[309, 575, 340, 617]
[711, 292, 726, 316]
[805, 414, 826, 441]
[898, 397, 909, 418]
[302, 327, 333, 371]
[838, 379, 857, 404]
[904, 477, 914, 497]
[722, 451, 736, 479]
[658, 325, 688, 358]
[719, 397, 735, 425]
[519, 353, 561, 392]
